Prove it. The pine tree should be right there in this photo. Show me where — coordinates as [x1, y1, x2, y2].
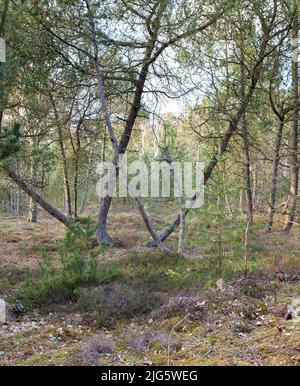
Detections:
[0, 123, 21, 161]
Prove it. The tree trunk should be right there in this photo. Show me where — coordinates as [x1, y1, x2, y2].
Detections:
[73, 127, 81, 219]
[240, 44, 253, 225]
[8, 169, 68, 225]
[267, 120, 284, 231]
[96, 195, 114, 245]
[284, 2, 299, 232]
[49, 92, 72, 217]
[252, 162, 258, 207]
[59, 132, 72, 217]
[28, 198, 37, 223]
[239, 188, 244, 213]
[178, 205, 186, 255]
[78, 139, 97, 216]
[28, 157, 38, 223]
[134, 195, 172, 253]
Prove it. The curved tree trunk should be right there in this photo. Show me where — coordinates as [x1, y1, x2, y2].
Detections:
[96, 195, 114, 245]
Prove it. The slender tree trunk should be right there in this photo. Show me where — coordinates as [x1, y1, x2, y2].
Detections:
[252, 163, 258, 207]
[73, 128, 81, 219]
[78, 138, 97, 216]
[59, 132, 72, 217]
[0, 110, 3, 135]
[10, 187, 14, 216]
[0, 0, 9, 36]
[178, 205, 186, 255]
[135, 195, 172, 253]
[240, 46, 253, 225]
[284, 3, 299, 232]
[27, 153, 38, 222]
[267, 120, 284, 231]
[239, 188, 244, 213]
[241, 116, 253, 224]
[223, 161, 233, 216]
[28, 196, 37, 223]
[49, 92, 72, 217]
[163, 147, 186, 254]
[102, 120, 107, 162]
[15, 160, 21, 217]
[74, 161, 79, 218]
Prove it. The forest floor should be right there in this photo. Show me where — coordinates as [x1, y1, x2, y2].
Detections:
[1, 202, 300, 366]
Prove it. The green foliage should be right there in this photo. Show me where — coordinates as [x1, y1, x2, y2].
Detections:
[10, 219, 103, 308]
[0, 123, 21, 161]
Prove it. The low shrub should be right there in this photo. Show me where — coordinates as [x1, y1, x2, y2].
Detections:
[79, 333, 115, 365]
[78, 283, 164, 328]
[10, 219, 103, 308]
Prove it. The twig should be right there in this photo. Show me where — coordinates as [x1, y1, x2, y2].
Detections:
[167, 313, 190, 366]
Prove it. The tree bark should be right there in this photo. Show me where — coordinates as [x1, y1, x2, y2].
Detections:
[267, 119, 284, 231]
[178, 205, 186, 255]
[240, 37, 253, 225]
[28, 158, 38, 222]
[78, 137, 97, 216]
[284, 2, 299, 232]
[73, 123, 81, 219]
[49, 92, 72, 217]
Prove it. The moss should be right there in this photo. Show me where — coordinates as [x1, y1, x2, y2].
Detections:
[16, 347, 79, 366]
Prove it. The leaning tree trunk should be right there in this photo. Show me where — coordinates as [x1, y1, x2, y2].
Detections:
[8, 169, 68, 225]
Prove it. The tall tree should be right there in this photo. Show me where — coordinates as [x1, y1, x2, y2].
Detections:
[284, 0, 299, 232]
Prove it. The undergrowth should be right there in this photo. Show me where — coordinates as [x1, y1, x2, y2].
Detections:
[9, 215, 269, 328]
[9, 219, 104, 307]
